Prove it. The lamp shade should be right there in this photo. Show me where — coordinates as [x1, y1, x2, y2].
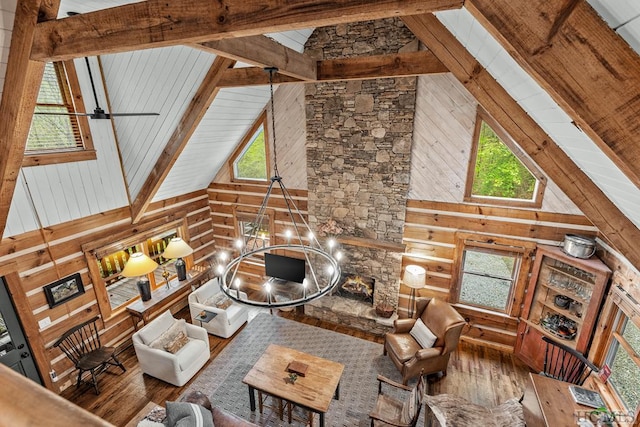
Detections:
[121, 252, 158, 277]
[162, 237, 194, 259]
[403, 265, 426, 289]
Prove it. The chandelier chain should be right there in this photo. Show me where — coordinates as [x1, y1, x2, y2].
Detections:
[268, 68, 279, 177]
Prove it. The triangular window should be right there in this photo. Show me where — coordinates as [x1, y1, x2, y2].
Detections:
[230, 112, 269, 182]
[465, 107, 545, 207]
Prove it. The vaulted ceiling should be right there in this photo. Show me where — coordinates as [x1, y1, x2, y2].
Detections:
[1, 0, 640, 268]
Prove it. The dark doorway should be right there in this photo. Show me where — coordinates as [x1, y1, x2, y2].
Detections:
[0, 277, 41, 384]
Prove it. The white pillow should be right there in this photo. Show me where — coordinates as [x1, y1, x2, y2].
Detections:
[410, 318, 437, 349]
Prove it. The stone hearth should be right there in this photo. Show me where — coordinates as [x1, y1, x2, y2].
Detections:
[305, 296, 397, 336]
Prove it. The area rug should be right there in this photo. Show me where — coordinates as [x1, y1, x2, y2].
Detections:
[181, 313, 420, 426]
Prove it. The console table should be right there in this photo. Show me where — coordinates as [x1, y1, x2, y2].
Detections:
[126, 265, 210, 329]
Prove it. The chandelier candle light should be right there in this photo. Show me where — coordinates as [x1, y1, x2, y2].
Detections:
[162, 237, 194, 281]
[121, 252, 159, 302]
[220, 68, 341, 308]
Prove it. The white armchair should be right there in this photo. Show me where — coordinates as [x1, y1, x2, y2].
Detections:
[188, 278, 249, 338]
[132, 310, 209, 386]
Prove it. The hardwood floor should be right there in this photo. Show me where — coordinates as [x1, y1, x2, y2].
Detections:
[61, 307, 532, 426]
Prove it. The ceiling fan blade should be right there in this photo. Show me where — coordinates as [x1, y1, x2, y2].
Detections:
[34, 111, 92, 117]
[109, 112, 160, 117]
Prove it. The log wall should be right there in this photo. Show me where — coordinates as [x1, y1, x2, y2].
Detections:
[399, 199, 598, 351]
[0, 190, 215, 393]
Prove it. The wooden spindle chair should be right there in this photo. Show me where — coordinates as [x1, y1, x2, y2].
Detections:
[541, 336, 598, 386]
[53, 316, 126, 394]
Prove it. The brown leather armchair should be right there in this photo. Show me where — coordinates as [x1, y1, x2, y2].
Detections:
[384, 298, 466, 385]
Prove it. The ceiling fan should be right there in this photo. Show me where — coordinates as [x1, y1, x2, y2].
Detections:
[35, 56, 160, 120]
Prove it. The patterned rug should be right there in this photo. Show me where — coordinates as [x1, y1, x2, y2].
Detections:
[181, 313, 420, 426]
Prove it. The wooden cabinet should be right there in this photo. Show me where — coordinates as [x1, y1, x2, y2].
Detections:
[516, 244, 611, 372]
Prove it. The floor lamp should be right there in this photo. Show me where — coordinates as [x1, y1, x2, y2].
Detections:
[403, 265, 426, 318]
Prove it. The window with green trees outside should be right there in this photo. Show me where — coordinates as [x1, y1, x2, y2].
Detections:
[465, 108, 545, 207]
[231, 112, 269, 181]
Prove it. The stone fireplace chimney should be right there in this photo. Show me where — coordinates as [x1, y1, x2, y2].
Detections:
[305, 19, 417, 314]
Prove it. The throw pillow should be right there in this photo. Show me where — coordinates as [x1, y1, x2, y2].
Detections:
[149, 319, 188, 351]
[206, 293, 233, 310]
[410, 318, 437, 349]
[165, 401, 214, 427]
[163, 331, 190, 354]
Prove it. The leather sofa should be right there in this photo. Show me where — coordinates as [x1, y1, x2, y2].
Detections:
[384, 298, 466, 384]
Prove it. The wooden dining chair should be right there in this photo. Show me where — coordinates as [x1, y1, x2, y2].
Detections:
[369, 373, 427, 427]
[540, 336, 598, 386]
[53, 316, 126, 394]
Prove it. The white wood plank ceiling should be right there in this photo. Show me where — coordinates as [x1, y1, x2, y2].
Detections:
[434, 8, 640, 230]
[1, 0, 639, 238]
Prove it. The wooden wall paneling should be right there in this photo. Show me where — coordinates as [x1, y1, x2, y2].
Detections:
[272, 83, 308, 190]
[403, 225, 456, 245]
[1, 267, 54, 389]
[404, 209, 595, 242]
[408, 200, 594, 226]
[409, 74, 477, 202]
[0, 193, 217, 392]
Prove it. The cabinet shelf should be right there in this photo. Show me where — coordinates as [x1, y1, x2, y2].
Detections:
[516, 244, 611, 373]
[539, 281, 590, 304]
[522, 319, 578, 349]
[538, 300, 583, 324]
[545, 264, 594, 287]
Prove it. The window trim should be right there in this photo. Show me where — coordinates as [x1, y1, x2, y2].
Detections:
[451, 233, 535, 318]
[82, 219, 190, 319]
[233, 205, 275, 248]
[24, 60, 96, 167]
[228, 111, 270, 183]
[600, 299, 640, 417]
[464, 107, 546, 208]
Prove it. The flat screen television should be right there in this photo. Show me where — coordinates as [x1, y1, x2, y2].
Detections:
[264, 253, 306, 284]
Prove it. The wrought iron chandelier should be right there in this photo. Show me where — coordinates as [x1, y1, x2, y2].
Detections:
[219, 68, 341, 308]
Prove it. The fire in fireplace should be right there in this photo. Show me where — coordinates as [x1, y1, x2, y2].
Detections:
[334, 273, 375, 305]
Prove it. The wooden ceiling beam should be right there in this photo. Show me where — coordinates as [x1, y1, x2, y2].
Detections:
[130, 57, 236, 224]
[30, 0, 464, 62]
[402, 13, 640, 269]
[197, 35, 316, 81]
[0, 0, 60, 240]
[318, 50, 448, 81]
[217, 51, 448, 87]
[465, 0, 640, 190]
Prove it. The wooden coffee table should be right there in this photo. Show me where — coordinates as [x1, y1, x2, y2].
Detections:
[243, 344, 344, 427]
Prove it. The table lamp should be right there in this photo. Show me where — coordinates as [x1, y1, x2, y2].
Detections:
[403, 265, 426, 318]
[121, 252, 159, 301]
[163, 237, 194, 281]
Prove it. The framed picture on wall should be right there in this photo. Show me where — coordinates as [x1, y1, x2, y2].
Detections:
[44, 273, 85, 308]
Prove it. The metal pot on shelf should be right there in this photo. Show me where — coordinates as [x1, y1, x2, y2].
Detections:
[554, 294, 571, 309]
[562, 234, 596, 259]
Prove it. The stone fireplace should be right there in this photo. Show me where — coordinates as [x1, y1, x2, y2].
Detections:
[303, 19, 417, 333]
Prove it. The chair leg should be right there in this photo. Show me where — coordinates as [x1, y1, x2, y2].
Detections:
[76, 369, 83, 389]
[112, 354, 126, 373]
[91, 369, 100, 395]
